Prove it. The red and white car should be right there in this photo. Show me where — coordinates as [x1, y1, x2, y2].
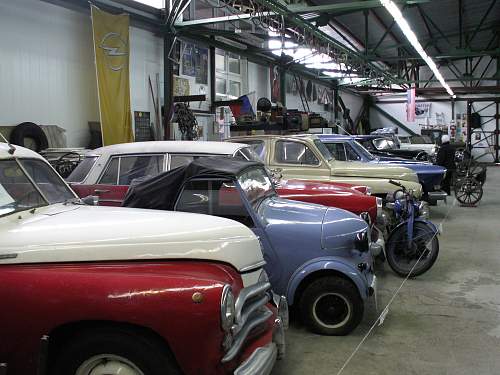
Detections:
[67, 141, 382, 224]
[0, 142, 286, 375]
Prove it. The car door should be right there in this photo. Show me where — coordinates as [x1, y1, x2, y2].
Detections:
[89, 154, 166, 206]
[270, 139, 330, 180]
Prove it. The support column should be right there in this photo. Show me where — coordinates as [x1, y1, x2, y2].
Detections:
[280, 65, 287, 107]
[209, 44, 216, 113]
[163, 33, 174, 140]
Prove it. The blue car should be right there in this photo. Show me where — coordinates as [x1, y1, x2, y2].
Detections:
[123, 156, 376, 336]
[318, 134, 447, 203]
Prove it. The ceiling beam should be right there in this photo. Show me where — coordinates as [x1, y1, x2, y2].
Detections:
[286, 0, 429, 15]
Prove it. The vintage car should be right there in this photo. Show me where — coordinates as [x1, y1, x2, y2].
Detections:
[123, 156, 377, 336]
[67, 141, 383, 225]
[0, 142, 285, 375]
[226, 134, 423, 199]
[318, 134, 448, 203]
[398, 134, 438, 158]
[354, 135, 430, 161]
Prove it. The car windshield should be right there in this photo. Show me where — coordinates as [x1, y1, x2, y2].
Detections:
[350, 140, 376, 161]
[313, 139, 333, 161]
[0, 158, 75, 217]
[234, 146, 263, 162]
[66, 156, 98, 182]
[237, 167, 275, 210]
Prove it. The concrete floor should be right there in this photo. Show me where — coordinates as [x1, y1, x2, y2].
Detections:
[273, 166, 500, 375]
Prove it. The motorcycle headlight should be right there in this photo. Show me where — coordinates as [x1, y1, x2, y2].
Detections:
[220, 285, 236, 332]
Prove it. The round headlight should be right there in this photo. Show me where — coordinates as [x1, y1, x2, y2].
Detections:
[220, 285, 236, 332]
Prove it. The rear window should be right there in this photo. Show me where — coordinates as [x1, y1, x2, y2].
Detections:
[66, 156, 98, 183]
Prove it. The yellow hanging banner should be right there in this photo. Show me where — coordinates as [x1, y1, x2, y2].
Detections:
[91, 5, 133, 146]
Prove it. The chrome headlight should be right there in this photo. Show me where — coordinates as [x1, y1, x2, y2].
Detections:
[220, 285, 236, 332]
[360, 212, 372, 226]
[355, 230, 370, 252]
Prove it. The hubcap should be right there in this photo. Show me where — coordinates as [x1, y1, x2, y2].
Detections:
[75, 354, 145, 375]
[312, 293, 351, 329]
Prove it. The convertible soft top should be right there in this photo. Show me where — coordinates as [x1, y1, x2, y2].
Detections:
[122, 155, 263, 210]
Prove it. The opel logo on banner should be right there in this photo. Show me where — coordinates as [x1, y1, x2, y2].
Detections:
[99, 32, 128, 71]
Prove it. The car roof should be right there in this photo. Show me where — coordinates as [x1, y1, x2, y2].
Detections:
[317, 134, 351, 141]
[229, 133, 319, 141]
[0, 142, 45, 160]
[89, 141, 248, 157]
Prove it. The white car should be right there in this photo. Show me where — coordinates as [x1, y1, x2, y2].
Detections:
[398, 135, 438, 157]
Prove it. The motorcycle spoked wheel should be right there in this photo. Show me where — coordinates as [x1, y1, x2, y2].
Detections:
[454, 178, 483, 206]
[386, 222, 439, 277]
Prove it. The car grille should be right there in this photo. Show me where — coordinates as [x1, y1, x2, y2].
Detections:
[222, 281, 272, 363]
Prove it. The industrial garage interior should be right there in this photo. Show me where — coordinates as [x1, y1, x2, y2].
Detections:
[0, 0, 499, 375]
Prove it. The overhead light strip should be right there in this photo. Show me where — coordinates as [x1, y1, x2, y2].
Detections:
[380, 0, 455, 97]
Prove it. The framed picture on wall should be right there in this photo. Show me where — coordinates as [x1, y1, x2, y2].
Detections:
[181, 43, 196, 77]
[195, 47, 209, 84]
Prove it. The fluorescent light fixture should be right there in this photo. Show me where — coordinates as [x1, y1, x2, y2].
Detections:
[380, 0, 455, 97]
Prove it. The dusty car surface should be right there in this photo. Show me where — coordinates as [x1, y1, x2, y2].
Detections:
[67, 141, 382, 224]
[227, 134, 423, 199]
[123, 156, 377, 336]
[0, 142, 284, 375]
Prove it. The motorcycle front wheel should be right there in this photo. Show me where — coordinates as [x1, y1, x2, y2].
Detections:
[386, 221, 439, 277]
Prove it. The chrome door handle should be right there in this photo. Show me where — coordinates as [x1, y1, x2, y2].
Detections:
[94, 189, 110, 195]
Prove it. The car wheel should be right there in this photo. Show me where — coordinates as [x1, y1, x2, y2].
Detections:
[300, 276, 363, 336]
[51, 328, 182, 375]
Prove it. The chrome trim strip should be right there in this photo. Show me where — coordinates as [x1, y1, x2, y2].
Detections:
[233, 343, 277, 375]
[0, 254, 18, 260]
[222, 307, 273, 363]
[239, 260, 267, 273]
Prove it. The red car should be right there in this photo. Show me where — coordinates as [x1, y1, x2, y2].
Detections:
[1, 143, 286, 375]
[66, 141, 382, 224]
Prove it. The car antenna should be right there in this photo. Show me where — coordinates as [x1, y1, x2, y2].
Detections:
[0, 133, 16, 154]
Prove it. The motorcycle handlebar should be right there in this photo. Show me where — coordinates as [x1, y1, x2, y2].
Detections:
[388, 179, 403, 188]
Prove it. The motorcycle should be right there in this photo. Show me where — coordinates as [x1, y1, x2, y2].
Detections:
[383, 180, 440, 277]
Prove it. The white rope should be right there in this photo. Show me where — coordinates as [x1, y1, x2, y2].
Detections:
[336, 197, 458, 375]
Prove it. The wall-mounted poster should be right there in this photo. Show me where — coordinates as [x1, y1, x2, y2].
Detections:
[270, 66, 281, 103]
[173, 75, 190, 96]
[195, 47, 208, 84]
[181, 43, 196, 77]
[415, 102, 431, 118]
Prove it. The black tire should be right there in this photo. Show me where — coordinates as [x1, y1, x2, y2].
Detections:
[300, 276, 363, 336]
[9, 122, 48, 152]
[386, 221, 439, 277]
[50, 328, 182, 375]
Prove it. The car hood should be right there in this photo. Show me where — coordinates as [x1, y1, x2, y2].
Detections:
[0, 203, 263, 273]
[329, 160, 419, 182]
[260, 196, 367, 251]
[370, 159, 446, 175]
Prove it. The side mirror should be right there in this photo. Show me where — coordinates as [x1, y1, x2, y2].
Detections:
[81, 195, 99, 206]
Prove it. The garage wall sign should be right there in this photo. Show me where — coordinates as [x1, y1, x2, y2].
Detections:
[91, 5, 134, 146]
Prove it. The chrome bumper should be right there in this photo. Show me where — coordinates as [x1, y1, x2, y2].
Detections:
[234, 343, 277, 375]
[428, 191, 448, 201]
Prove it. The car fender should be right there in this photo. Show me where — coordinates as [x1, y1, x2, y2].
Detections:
[286, 256, 370, 305]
